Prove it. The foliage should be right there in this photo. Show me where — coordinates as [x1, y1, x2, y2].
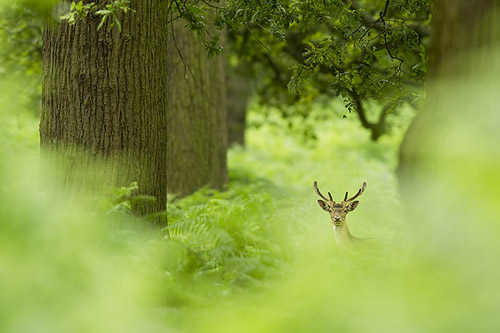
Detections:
[4, 57, 500, 330]
[164, 177, 290, 302]
[6, 1, 500, 332]
[59, 1, 97, 25]
[158, 100, 412, 310]
[171, 0, 430, 140]
[60, 0, 132, 32]
[169, 0, 225, 57]
[0, 153, 166, 332]
[0, 4, 42, 114]
[99, 181, 147, 214]
[0, 1, 428, 141]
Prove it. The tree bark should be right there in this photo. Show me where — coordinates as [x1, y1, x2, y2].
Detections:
[427, 0, 499, 79]
[166, 19, 228, 197]
[42, 1, 229, 212]
[227, 61, 249, 147]
[397, 0, 499, 194]
[41, 1, 169, 215]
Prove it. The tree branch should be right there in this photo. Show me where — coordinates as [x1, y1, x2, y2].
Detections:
[245, 24, 271, 52]
[347, 89, 389, 141]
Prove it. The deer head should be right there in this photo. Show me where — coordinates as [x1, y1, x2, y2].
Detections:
[313, 181, 367, 228]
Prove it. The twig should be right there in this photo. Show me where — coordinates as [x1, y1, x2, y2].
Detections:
[381, 0, 390, 18]
[358, 17, 382, 40]
[245, 24, 271, 52]
[368, 66, 401, 98]
[166, 0, 175, 16]
[199, 0, 223, 10]
[170, 2, 196, 81]
[167, 15, 181, 24]
[378, 0, 404, 63]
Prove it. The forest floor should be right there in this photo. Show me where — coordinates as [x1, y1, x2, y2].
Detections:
[162, 102, 417, 331]
[1, 100, 431, 332]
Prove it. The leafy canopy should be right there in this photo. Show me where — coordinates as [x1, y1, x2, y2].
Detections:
[1, 0, 431, 140]
[171, 0, 430, 139]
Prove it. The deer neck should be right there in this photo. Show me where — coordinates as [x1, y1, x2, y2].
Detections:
[333, 223, 354, 247]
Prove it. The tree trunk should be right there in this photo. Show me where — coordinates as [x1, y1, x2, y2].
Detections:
[42, 1, 229, 212]
[227, 62, 250, 146]
[427, 0, 499, 80]
[393, 1, 500, 316]
[397, 0, 499, 194]
[40, 1, 169, 215]
[166, 19, 228, 197]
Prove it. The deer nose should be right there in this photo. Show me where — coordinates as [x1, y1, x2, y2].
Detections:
[333, 216, 342, 222]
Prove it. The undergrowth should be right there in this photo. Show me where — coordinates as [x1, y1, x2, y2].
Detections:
[162, 171, 296, 307]
[0, 83, 414, 331]
[3, 40, 500, 331]
[159, 103, 411, 314]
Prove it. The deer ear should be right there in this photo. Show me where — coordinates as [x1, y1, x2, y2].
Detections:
[347, 201, 359, 212]
[317, 200, 330, 212]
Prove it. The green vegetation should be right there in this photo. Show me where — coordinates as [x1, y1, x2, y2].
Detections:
[176, 0, 429, 139]
[60, 0, 132, 31]
[3, 0, 500, 332]
[0, 75, 412, 330]
[6, 79, 500, 330]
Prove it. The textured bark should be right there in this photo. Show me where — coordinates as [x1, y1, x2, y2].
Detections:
[427, 0, 499, 79]
[166, 20, 228, 197]
[41, 0, 169, 215]
[397, 0, 499, 192]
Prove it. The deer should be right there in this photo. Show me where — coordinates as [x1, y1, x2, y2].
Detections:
[313, 181, 367, 247]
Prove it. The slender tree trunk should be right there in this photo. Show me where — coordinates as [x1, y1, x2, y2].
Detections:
[41, 0, 169, 215]
[166, 19, 228, 197]
[227, 62, 250, 146]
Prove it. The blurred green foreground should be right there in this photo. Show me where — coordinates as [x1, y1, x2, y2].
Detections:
[3, 28, 500, 333]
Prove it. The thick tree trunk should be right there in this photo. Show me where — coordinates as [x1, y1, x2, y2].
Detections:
[41, 1, 169, 215]
[397, 0, 499, 194]
[393, 1, 500, 314]
[166, 20, 227, 197]
[427, 0, 499, 79]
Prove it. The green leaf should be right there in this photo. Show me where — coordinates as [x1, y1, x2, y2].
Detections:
[97, 15, 107, 31]
[113, 14, 122, 32]
[95, 9, 111, 16]
[75, 1, 83, 12]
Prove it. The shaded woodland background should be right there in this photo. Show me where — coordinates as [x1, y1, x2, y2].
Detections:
[2, 0, 500, 332]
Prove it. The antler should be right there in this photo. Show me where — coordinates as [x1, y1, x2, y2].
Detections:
[345, 182, 367, 202]
[313, 181, 330, 201]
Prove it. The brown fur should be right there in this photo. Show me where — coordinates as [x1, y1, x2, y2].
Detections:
[314, 181, 366, 247]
